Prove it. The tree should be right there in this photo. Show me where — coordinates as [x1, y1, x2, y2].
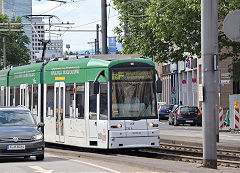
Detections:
[0, 15, 30, 69]
[112, 0, 240, 65]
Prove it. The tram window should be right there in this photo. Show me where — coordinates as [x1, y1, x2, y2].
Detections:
[76, 84, 85, 119]
[28, 85, 32, 110]
[100, 83, 108, 120]
[89, 82, 97, 120]
[15, 87, 20, 106]
[46, 85, 54, 117]
[33, 85, 38, 116]
[65, 84, 74, 118]
[3, 87, 6, 106]
[10, 87, 14, 106]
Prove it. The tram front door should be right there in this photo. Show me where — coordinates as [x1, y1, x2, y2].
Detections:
[54, 82, 65, 143]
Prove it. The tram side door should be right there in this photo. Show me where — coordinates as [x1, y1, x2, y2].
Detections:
[88, 82, 98, 139]
[54, 82, 65, 143]
[20, 84, 28, 108]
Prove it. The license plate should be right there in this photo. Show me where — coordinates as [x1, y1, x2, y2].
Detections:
[7, 145, 25, 150]
[186, 120, 193, 123]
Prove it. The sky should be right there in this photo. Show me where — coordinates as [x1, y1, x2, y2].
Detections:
[32, 0, 120, 52]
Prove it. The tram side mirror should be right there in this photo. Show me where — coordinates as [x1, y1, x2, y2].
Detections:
[94, 81, 100, 94]
[37, 122, 45, 128]
[156, 79, 162, 93]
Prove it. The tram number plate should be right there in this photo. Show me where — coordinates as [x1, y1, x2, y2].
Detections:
[7, 145, 25, 150]
[186, 120, 193, 123]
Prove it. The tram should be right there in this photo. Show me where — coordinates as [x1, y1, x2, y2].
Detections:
[0, 57, 161, 149]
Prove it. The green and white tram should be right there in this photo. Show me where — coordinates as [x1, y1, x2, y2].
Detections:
[0, 57, 161, 149]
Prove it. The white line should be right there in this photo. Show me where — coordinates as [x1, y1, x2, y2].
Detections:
[71, 159, 121, 173]
[28, 166, 53, 173]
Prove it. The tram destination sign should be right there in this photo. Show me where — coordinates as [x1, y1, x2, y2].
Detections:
[112, 70, 153, 81]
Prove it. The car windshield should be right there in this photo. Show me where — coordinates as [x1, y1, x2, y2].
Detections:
[158, 105, 174, 110]
[180, 107, 198, 113]
[0, 110, 36, 126]
[111, 69, 157, 119]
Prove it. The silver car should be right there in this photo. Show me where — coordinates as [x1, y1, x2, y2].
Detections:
[0, 107, 44, 160]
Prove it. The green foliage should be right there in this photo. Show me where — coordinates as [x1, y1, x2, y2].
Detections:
[112, 0, 240, 67]
[0, 15, 30, 69]
[65, 51, 78, 55]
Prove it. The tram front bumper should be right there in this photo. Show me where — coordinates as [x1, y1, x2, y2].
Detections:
[109, 130, 160, 149]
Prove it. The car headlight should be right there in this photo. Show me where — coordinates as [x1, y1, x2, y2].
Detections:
[32, 134, 43, 140]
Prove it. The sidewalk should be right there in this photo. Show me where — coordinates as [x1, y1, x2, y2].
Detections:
[160, 128, 240, 151]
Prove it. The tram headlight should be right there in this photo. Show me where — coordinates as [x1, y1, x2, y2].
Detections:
[111, 124, 122, 128]
[32, 133, 43, 141]
[149, 123, 158, 127]
[117, 124, 122, 128]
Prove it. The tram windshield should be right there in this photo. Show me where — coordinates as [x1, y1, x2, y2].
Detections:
[111, 69, 157, 120]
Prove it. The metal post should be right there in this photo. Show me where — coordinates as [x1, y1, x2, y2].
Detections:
[96, 24, 99, 54]
[101, 0, 107, 54]
[201, 0, 218, 169]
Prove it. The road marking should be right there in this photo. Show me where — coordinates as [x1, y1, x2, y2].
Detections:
[28, 166, 53, 173]
[46, 153, 120, 173]
[71, 159, 120, 173]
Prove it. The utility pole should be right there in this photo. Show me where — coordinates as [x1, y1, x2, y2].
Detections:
[101, 0, 107, 54]
[1, 0, 6, 69]
[96, 24, 99, 54]
[201, 0, 219, 169]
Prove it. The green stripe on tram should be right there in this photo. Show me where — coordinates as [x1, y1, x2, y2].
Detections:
[44, 58, 110, 84]
[1, 57, 155, 86]
[0, 69, 10, 87]
[9, 63, 43, 86]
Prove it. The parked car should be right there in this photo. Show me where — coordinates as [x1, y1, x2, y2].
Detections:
[168, 106, 202, 126]
[0, 107, 45, 160]
[157, 102, 166, 108]
[158, 104, 174, 120]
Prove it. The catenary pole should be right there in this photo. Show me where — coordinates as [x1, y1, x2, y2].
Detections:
[201, 0, 219, 169]
[96, 24, 100, 54]
[101, 0, 107, 54]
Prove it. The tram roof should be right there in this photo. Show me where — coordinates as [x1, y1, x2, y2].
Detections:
[44, 57, 155, 70]
[44, 58, 110, 70]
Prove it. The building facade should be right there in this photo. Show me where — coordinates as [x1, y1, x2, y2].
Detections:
[31, 17, 63, 61]
[2, 0, 32, 57]
[45, 40, 63, 60]
[160, 56, 238, 116]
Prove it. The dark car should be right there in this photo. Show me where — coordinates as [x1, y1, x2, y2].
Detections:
[158, 104, 174, 120]
[168, 106, 202, 126]
[0, 107, 45, 160]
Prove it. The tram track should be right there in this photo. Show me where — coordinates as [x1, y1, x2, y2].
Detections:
[46, 142, 240, 169]
[141, 143, 240, 168]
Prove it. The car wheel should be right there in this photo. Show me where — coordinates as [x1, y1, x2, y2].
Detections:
[174, 116, 178, 126]
[36, 154, 44, 161]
